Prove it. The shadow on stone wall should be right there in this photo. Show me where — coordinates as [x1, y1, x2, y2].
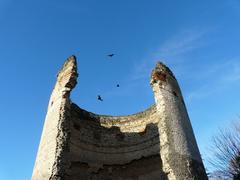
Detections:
[67, 103, 168, 180]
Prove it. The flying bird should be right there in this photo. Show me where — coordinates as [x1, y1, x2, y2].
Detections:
[116, 84, 120, 87]
[108, 54, 115, 57]
[97, 95, 103, 101]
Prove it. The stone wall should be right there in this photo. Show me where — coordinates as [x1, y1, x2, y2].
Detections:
[32, 56, 78, 180]
[151, 62, 207, 180]
[68, 104, 167, 179]
[32, 56, 208, 180]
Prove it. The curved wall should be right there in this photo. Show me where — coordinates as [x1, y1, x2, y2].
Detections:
[32, 56, 208, 180]
[68, 103, 167, 179]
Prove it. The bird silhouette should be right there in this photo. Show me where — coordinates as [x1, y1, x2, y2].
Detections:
[116, 84, 120, 87]
[108, 54, 114, 57]
[97, 95, 103, 101]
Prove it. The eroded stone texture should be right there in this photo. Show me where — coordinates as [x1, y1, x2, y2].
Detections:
[68, 104, 167, 179]
[151, 62, 208, 180]
[32, 56, 78, 180]
[32, 57, 207, 180]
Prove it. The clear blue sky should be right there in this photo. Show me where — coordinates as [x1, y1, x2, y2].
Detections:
[0, 0, 240, 179]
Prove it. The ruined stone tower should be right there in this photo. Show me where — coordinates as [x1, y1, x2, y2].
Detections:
[32, 56, 208, 180]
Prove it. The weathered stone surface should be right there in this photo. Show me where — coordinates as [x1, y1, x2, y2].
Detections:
[32, 57, 208, 180]
[151, 62, 207, 180]
[32, 56, 78, 180]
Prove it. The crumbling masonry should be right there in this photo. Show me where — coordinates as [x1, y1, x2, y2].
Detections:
[32, 56, 208, 180]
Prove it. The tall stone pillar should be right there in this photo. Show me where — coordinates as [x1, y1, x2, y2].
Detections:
[150, 62, 208, 180]
[32, 56, 78, 180]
